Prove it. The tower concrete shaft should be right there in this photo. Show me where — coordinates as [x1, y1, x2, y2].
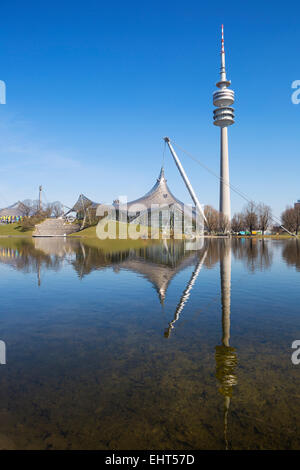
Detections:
[220, 127, 231, 221]
[213, 25, 235, 224]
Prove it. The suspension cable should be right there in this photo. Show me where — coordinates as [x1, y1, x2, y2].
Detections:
[41, 189, 49, 207]
[162, 139, 166, 168]
[171, 140, 296, 237]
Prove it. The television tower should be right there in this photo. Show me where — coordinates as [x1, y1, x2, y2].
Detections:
[213, 25, 235, 223]
[39, 185, 42, 212]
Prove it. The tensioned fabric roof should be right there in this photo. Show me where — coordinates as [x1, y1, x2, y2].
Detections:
[66, 194, 99, 214]
[67, 168, 196, 219]
[116, 167, 194, 215]
[0, 201, 28, 217]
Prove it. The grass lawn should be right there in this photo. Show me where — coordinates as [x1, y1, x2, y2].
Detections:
[0, 223, 33, 237]
[69, 221, 151, 238]
[71, 223, 300, 242]
[1, 221, 298, 241]
[69, 225, 99, 238]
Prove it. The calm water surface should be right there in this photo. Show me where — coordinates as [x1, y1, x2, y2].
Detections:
[0, 237, 299, 450]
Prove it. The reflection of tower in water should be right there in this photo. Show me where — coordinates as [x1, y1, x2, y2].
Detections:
[215, 240, 237, 449]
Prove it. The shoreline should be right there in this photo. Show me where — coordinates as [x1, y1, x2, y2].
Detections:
[0, 234, 299, 240]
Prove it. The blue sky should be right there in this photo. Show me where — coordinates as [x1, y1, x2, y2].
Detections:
[0, 0, 299, 217]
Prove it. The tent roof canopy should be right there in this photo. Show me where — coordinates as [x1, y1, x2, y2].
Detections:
[66, 194, 99, 214]
[0, 201, 28, 217]
[66, 168, 197, 220]
[115, 167, 196, 219]
[120, 167, 186, 212]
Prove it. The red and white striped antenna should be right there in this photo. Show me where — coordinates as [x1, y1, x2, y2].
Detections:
[221, 24, 225, 54]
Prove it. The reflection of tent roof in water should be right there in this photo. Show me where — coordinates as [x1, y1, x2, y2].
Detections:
[0, 201, 27, 217]
[120, 254, 200, 304]
[0, 237, 207, 307]
[30, 238, 205, 303]
[119, 242, 203, 304]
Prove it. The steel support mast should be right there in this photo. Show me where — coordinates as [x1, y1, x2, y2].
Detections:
[164, 137, 207, 224]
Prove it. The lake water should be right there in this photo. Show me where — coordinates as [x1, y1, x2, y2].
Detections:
[0, 237, 299, 450]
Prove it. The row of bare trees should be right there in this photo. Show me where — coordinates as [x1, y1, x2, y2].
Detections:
[206, 200, 300, 235]
[231, 202, 272, 235]
[204, 202, 273, 235]
[20, 200, 64, 218]
[281, 206, 300, 234]
[18, 200, 64, 230]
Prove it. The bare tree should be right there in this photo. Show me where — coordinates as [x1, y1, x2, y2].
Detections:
[218, 213, 230, 233]
[295, 205, 300, 235]
[204, 205, 219, 233]
[52, 202, 64, 218]
[281, 206, 297, 233]
[243, 201, 258, 233]
[31, 200, 41, 215]
[46, 202, 64, 218]
[257, 203, 272, 236]
[231, 212, 244, 233]
[21, 199, 39, 216]
[19, 201, 31, 217]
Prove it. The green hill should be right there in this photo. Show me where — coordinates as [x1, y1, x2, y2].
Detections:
[0, 223, 33, 237]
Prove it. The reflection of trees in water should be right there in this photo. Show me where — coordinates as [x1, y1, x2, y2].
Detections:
[231, 238, 273, 272]
[0, 238, 276, 284]
[0, 240, 189, 279]
[281, 240, 300, 271]
[72, 245, 131, 278]
[192, 238, 273, 273]
[202, 239, 221, 269]
[0, 241, 61, 274]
